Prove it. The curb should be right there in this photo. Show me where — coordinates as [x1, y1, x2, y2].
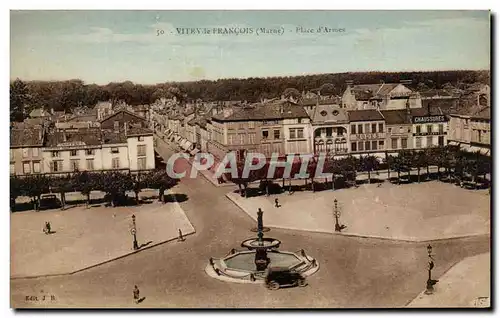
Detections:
[11, 230, 196, 280]
[225, 193, 489, 244]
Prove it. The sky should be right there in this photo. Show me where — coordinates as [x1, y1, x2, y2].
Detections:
[10, 10, 490, 85]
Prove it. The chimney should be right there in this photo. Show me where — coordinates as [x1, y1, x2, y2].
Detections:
[62, 129, 67, 142]
[124, 122, 128, 135]
[280, 103, 284, 114]
[39, 128, 43, 141]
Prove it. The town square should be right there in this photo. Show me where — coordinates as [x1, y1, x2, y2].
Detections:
[9, 10, 491, 309]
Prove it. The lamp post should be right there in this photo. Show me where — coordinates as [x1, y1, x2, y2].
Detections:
[131, 214, 139, 250]
[334, 199, 342, 232]
[425, 244, 437, 294]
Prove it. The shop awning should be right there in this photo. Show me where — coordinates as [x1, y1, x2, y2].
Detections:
[448, 141, 460, 146]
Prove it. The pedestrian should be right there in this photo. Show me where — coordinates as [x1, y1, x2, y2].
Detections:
[274, 198, 281, 208]
[133, 285, 140, 304]
[46, 222, 51, 234]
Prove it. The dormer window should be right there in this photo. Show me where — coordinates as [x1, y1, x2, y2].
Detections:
[332, 110, 339, 116]
[320, 110, 327, 116]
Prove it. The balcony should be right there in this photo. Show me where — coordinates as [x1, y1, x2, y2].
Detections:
[350, 132, 386, 141]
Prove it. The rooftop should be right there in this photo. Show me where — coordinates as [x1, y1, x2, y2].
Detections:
[347, 109, 385, 122]
[212, 101, 309, 122]
[10, 128, 44, 148]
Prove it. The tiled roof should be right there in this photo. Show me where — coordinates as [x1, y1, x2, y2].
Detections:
[102, 130, 126, 144]
[67, 114, 98, 122]
[455, 105, 491, 120]
[380, 109, 412, 125]
[212, 101, 309, 122]
[312, 105, 348, 124]
[99, 109, 146, 123]
[347, 109, 385, 122]
[126, 127, 154, 136]
[45, 129, 103, 147]
[420, 89, 453, 98]
[10, 128, 44, 148]
[350, 83, 400, 100]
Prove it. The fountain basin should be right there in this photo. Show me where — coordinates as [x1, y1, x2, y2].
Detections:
[241, 238, 281, 250]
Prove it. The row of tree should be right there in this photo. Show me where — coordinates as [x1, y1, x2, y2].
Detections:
[225, 146, 491, 197]
[11, 70, 489, 121]
[9, 169, 177, 211]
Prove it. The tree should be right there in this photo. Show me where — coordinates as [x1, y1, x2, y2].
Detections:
[98, 172, 134, 207]
[74, 171, 99, 208]
[20, 175, 49, 211]
[143, 169, 177, 202]
[51, 174, 76, 210]
[413, 150, 428, 183]
[10, 79, 31, 122]
[359, 155, 379, 184]
[10, 177, 22, 212]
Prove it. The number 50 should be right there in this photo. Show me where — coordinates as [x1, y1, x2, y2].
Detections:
[156, 29, 165, 36]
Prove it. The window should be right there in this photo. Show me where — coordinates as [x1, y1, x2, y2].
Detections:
[10, 164, 15, 175]
[138, 157, 147, 170]
[112, 157, 120, 169]
[358, 124, 363, 134]
[427, 136, 433, 148]
[262, 130, 268, 140]
[248, 122, 255, 129]
[388, 127, 392, 133]
[464, 119, 469, 128]
[298, 118, 303, 124]
[351, 142, 357, 152]
[70, 149, 78, 157]
[378, 123, 384, 133]
[50, 161, 62, 172]
[289, 129, 296, 139]
[416, 137, 422, 148]
[86, 159, 94, 170]
[248, 133, 256, 144]
[111, 147, 119, 154]
[33, 161, 40, 173]
[23, 162, 31, 174]
[337, 127, 344, 136]
[399, 126, 404, 133]
[138, 136, 144, 142]
[137, 145, 146, 157]
[239, 134, 245, 144]
[365, 141, 371, 151]
[114, 121, 120, 130]
[438, 124, 444, 134]
[408, 127, 412, 133]
[297, 129, 304, 139]
[365, 124, 370, 134]
[401, 138, 408, 149]
[274, 130, 280, 140]
[372, 141, 377, 150]
[416, 125, 421, 134]
[86, 149, 95, 156]
[379, 140, 384, 148]
[372, 124, 377, 134]
[391, 138, 398, 149]
[438, 136, 444, 146]
[22, 148, 29, 158]
[32, 148, 39, 157]
[358, 141, 364, 151]
[351, 125, 356, 134]
[71, 160, 80, 171]
[52, 151, 60, 158]
[427, 125, 432, 133]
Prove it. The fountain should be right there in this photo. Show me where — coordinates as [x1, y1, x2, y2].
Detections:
[205, 208, 319, 283]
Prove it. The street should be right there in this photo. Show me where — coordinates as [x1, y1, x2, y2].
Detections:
[10, 136, 490, 308]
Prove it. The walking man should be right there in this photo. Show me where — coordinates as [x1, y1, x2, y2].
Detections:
[274, 198, 281, 208]
[133, 285, 140, 304]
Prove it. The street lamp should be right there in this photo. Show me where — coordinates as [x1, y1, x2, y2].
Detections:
[131, 214, 139, 250]
[425, 244, 438, 294]
[334, 199, 342, 232]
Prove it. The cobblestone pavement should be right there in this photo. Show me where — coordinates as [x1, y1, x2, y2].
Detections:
[10, 136, 490, 308]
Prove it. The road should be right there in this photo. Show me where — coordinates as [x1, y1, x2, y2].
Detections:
[10, 136, 490, 308]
